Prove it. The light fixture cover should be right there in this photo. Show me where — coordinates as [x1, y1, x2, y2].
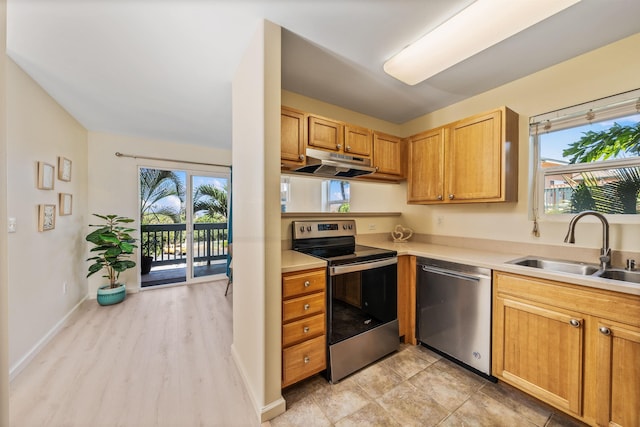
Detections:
[383, 0, 581, 85]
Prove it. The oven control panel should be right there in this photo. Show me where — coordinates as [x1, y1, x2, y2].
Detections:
[292, 220, 356, 239]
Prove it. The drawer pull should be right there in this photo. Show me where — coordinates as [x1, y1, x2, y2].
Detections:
[304, 304, 310, 311]
[569, 319, 581, 328]
[303, 326, 310, 333]
[304, 280, 310, 288]
[303, 356, 310, 364]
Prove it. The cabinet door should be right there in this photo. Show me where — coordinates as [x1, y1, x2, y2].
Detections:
[308, 115, 343, 152]
[344, 124, 372, 157]
[281, 107, 306, 165]
[447, 110, 502, 201]
[373, 132, 403, 177]
[493, 296, 584, 415]
[407, 128, 445, 203]
[596, 320, 640, 427]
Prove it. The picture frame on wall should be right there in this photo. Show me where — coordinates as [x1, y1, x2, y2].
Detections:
[38, 204, 56, 231]
[37, 161, 55, 190]
[58, 156, 72, 181]
[59, 193, 72, 216]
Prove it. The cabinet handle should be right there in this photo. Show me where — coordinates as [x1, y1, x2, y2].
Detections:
[304, 280, 310, 288]
[375, 166, 379, 172]
[336, 144, 342, 150]
[569, 319, 581, 328]
[448, 194, 455, 200]
[303, 326, 310, 333]
[298, 154, 304, 161]
[437, 195, 443, 201]
[599, 326, 611, 336]
[303, 356, 310, 364]
[346, 145, 351, 151]
[304, 303, 310, 311]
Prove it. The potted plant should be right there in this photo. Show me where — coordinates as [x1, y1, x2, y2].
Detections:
[86, 214, 137, 306]
[140, 235, 156, 275]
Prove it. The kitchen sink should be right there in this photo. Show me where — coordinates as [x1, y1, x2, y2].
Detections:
[507, 256, 601, 276]
[593, 269, 640, 284]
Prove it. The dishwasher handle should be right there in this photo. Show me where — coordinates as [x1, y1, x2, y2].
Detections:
[419, 264, 490, 281]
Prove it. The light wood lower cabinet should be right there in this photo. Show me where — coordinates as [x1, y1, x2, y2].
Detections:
[281, 268, 326, 388]
[493, 271, 640, 426]
[596, 319, 640, 427]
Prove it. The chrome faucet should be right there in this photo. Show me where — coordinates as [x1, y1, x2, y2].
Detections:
[564, 211, 611, 271]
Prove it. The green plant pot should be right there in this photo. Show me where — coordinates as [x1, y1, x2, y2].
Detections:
[97, 284, 126, 306]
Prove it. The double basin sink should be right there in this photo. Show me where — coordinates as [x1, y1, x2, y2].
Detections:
[507, 256, 640, 285]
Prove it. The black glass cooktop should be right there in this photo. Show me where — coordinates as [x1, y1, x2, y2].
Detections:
[296, 244, 396, 266]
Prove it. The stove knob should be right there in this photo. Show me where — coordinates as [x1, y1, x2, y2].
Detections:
[306, 226, 312, 232]
[299, 226, 305, 233]
[343, 224, 347, 229]
[349, 224, 353, 230]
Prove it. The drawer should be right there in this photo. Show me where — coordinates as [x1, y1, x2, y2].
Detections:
[282, 292, 325, 323]
[282, 335, 326, 387]
[283, 269, 326, 298]
[283, 313, 325, 347]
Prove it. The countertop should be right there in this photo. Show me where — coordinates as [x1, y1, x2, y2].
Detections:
[282, 240, 640, 296]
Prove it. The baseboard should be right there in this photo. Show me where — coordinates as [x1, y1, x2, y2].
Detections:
[9, 295, 88, 382]
[230, 344, 286, 424]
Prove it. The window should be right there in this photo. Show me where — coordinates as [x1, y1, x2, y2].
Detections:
[324, 180, 350, 212]
[530, 90, 640, 218]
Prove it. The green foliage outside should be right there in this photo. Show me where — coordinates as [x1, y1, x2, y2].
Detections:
[561, 122, 640, 214]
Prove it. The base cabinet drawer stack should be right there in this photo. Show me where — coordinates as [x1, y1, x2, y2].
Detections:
[281, 268, 326, 388]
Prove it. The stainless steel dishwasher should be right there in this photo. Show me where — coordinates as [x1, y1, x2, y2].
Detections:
[416, 257, 493, 378]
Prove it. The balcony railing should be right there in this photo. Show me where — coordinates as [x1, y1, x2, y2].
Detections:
[141, 222, 228, 267]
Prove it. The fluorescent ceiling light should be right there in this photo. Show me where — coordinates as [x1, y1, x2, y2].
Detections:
[383, 0, 581, 85]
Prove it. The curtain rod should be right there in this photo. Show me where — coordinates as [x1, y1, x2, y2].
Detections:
[115, 152, 231, 169]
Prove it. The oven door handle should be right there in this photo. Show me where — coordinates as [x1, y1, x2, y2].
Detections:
[330, 257, 397, 276]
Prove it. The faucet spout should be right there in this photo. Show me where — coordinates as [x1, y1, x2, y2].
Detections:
[564, 211, 611, 271]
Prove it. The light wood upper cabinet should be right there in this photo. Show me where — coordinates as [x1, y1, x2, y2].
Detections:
[308, 114, 344, 153]
[493, 271, 640, 426]
[408, 106, 518, 204]
[281, 107, 306, 167]
[407, 128, 445, 202]
[344, 124, 372, 157]
[447, 110, 502, 201]
[372, 132, 404, 178]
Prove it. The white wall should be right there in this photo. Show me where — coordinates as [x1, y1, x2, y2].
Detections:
[231, 20, 285, 422]
[87, 131, 231, 296]
[6, 58, 88, 374]
[400, 32, 640, 254]
[0, 0, 10, 423]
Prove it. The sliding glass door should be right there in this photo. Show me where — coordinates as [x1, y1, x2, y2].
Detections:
[139, 167, 230, 287]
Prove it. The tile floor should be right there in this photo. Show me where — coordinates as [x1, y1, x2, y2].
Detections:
[269, 344, 587, 427]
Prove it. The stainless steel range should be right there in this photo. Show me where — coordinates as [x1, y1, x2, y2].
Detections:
[292, 220, 399, 383]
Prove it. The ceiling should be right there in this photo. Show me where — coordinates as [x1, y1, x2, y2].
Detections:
[6, 1, 640, 150]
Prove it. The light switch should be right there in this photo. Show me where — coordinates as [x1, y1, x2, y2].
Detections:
[8, 217, 16, 233]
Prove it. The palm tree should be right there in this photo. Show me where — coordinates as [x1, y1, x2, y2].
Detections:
[193, 183, 228, 221]
[139, 168, 185, 223]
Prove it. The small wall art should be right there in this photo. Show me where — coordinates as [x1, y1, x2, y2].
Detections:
[38, 204, 56, 231]
[58, 156, 72, 181]
[59, 193, 72, 216]
[37, 161, 55, 190]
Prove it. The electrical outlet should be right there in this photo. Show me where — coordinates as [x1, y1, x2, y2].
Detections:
[437, 216, 444, 226]
[63, 282, 67, 294]
[8, 217, 16, 233]
[368, 224, 376, 231]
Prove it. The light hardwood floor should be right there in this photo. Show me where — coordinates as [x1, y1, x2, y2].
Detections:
[10, 280, 259, 427]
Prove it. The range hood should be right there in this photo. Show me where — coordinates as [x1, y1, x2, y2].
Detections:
[293, 148, 377, 178]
